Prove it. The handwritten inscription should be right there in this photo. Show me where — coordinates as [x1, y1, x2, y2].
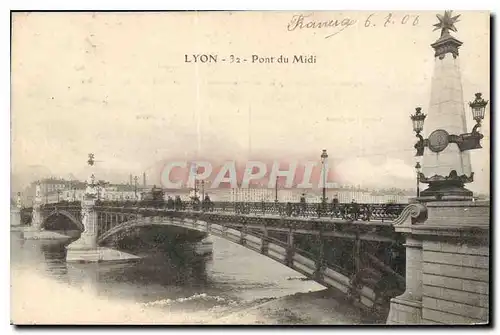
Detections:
[184, 54, 316, 64]
[287, 13, 420, 38]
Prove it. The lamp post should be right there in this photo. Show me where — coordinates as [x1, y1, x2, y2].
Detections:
[274, 176, 278, 203]
[57, 190, 61, 202]
[134, 176, 138, 200]
[411, 107, 427, 156]
[193, 177, 198, 201]
[415, 162, 421, 197]
[321, 149, 328, 204]
[469, 92, 488, 135]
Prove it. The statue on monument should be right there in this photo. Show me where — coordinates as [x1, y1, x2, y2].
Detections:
[84, 153, 98, 198]
[85, 173, 98, 198]
[433, 10, 460, 37]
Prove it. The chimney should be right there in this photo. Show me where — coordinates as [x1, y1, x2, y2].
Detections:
[143, 172, 146, 187]
[129, 174, 132, 185]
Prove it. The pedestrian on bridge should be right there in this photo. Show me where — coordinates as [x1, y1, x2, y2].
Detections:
[174, 195, 182, 210]
[299, 193, 306, 216]
[286, 202, 293, 216]
[331, 194, 339, 218]
[167, 196, 174, 210]
[203, 194, 213, 212]
[350, 200, 360, 221]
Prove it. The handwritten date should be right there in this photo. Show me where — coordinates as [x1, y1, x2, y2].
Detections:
[287, 13, 420, 39]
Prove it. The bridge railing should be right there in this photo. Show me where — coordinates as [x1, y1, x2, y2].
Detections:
[90, 200, 406, 222]
[42, 200, 82, 209]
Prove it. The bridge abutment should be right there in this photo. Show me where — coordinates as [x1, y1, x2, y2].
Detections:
[10, 192, 22, 227]
[10, 208, 21, 227]
[387, 201, 489, 325]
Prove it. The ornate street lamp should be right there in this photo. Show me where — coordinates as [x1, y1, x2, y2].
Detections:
[274, 176, 279, 203]
[415, 162, 422, 197]
[134, 176, 139, 200]
[412, 93, 488, 157]
[469, 92, 488, 134]
[320, 149, 328, 204]
[412, 93, 488, 198]
[411, 107, 427, 156]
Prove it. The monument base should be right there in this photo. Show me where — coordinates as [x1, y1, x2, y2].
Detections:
[420, 179, 473, 200]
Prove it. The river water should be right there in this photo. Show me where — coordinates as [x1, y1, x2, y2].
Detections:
[11, 230, 346, 324]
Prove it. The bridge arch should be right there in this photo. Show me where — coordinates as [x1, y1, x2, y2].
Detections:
[97, 216, 381, 311]
[42, 209, 84, 231]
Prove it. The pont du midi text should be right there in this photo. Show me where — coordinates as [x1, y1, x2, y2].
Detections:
[184, 54, 317, 64]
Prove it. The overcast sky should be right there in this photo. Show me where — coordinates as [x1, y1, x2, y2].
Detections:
[10, 11, 490, 193]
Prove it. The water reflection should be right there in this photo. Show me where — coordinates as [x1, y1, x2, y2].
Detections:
[39, 242, 70, 280]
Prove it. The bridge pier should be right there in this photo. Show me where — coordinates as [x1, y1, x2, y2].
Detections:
[387, 201, 489, 325]
[66, 197, 99, 262]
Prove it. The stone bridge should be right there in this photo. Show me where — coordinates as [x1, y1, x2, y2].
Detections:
[23, 199, 411, 315]
[19, 197, 489, 324]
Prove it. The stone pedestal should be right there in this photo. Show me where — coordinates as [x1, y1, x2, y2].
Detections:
[387, 200, 490, 325]
[11, 208, 21, 227]
[66, 197, 99, 263]
[415, 200, 489, 325]
[31, 203, 42, 231]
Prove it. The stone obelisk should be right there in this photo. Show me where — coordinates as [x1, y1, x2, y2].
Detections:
[419, 11, 473, 199]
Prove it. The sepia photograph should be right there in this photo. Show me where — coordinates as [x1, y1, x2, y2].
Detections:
[8, 8, 491, 326]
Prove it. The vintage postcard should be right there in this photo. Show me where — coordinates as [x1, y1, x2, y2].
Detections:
[10, 10, 490, 325]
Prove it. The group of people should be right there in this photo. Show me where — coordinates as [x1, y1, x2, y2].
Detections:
[290, 194, 369, 220]
[165, 194, 213, 211]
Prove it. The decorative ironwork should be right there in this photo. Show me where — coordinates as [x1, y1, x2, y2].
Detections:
[418, 170, 474, 184]
[469, 92, 488, 123]
[418, 170, 474, 199]
[411, 107, 427, 156]
[90, 200, 405, 223]
[427, 129, 449, 153]
[411, 92, 488, 157]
